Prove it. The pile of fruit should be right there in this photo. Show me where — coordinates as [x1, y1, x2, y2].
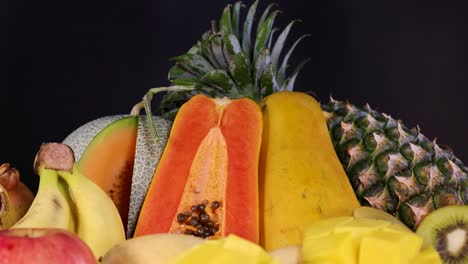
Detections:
[1, 1, 466, 263]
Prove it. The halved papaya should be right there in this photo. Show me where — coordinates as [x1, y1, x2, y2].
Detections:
[134, 94, 262, 243]
[77, 115, 138, 228]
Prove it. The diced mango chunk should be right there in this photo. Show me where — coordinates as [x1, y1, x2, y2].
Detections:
[302, 216, 433, 264]
[304, 216, 353, 239]
[411, 246, 442, 264]
[335, 218, 392, 254]
[302, 231, 355, 264]
[383, 224, 423, 260]
[359, 230, 403, 264]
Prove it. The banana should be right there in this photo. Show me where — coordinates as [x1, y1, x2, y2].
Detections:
[57, 165, 126, 261]
[11, 166, 75, 231]
[101, 233, 204, 264]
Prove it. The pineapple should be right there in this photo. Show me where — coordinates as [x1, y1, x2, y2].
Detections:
[322, 100, 467, 229]
[157, 0, 468, 230]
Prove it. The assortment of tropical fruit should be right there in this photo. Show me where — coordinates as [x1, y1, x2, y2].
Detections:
[1, 1, 467, 263]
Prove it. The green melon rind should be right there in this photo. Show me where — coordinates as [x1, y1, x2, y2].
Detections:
[63, 115, 127, 160]
[127, 115, 172, 238]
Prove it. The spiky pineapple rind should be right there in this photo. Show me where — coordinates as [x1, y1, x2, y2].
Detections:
[323, 99, 468, 229]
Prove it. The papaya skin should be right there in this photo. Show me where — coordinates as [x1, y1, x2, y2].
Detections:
[259, 91, 360, 251]
[135, 95, 262, 243]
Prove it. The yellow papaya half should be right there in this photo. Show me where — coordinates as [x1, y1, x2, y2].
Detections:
[135, 94, 262, 243]
[259, 91, 360, 251]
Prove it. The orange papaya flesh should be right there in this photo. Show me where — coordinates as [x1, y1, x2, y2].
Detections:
[78, 115, 138, 228]
[134, 95, 262, 244]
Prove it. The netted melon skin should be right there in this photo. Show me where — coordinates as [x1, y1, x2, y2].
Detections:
[127, 116, 172, 238]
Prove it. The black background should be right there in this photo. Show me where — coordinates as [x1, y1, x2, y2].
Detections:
[3, 0, 468, 192]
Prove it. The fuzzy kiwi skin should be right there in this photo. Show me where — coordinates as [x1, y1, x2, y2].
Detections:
[416, 205, 468, 264]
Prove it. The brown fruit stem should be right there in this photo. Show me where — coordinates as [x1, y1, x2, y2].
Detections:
[34, 143, 75, 174]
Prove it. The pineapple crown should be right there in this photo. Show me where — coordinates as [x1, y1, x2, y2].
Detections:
[159, 0, 310, 119]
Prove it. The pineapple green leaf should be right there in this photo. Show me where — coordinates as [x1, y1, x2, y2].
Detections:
[254, 10, 279, 62]
[200, 38, 220, 69]
[223, 34, 243, 56]
[219, 4, 233, 35]
[209, 35, 229, 69]
[163, 1, 309, 115]
[260, 63, 279, 96]
[160, 107, 180, 120]
[278, 34, 311, 81]
[284, 58, 310, 91]
[170, 78, 203, 87]
[223, 34, 252, 96]
[271, 20, 298, 68]
[254, 49, 272, 89]
[232, 1, 242, 38]
[242, 0, 258, 63]
[200, 69, 239, 96]
[186, 42, 201, 55]
[168, 64, 197, 80]
[171, 53, 215, 77]
[256, 3, 277, 38]
[267, 28, 279, 50]
[230, 52, 256, 99]
[159, 90, 191, 112]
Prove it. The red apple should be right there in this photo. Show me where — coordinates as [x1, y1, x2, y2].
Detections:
[0, 228, 96, 264]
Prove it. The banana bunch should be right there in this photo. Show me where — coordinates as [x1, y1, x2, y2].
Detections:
[11, 143, 126, 261]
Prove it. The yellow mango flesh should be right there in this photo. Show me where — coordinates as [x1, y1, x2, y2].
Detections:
[302, 232, 355, 264]
[304, 217, 354, 239]
[382, 226, 423, 260]
[335, 218, 391, 260]
[359, 231, 402, 264]
[170, 235, 278, 264]
[411, 246, 442, 264]
[302, 216, 425, 264]
[259, 91, 360, 251]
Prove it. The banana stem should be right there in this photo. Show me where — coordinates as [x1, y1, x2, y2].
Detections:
[140, 86, 194, 145]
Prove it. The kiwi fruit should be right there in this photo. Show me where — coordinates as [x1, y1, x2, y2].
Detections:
[416, 205, 468, 264]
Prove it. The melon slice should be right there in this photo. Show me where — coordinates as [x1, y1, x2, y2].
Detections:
[77, 115, 138, 228]
[64, 115, 126, 160]
[134, 94, 262, 243]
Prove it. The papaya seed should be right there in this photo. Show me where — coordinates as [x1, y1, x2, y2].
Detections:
[211, 201, 221, 209]
[200, 213, 210, 223]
